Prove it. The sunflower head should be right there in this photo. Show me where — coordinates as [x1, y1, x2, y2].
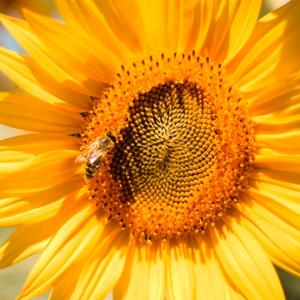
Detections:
[0, 1, 299, 300]
[80, 52, 256, 242]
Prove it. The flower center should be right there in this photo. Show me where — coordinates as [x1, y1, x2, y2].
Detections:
[80, 52, 255, 242]
[111, 81, 216, 204]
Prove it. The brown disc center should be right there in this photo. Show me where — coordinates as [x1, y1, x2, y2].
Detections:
[110, 81, 216, 204]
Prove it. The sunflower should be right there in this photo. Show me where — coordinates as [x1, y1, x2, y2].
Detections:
[0, 0, 300, 299]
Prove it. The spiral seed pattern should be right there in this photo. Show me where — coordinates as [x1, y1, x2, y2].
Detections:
[111, 82, 216, 204]
[80, 52, 255, 242]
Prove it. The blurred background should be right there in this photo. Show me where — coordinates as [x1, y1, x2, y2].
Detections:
[0, 0, 299, 299]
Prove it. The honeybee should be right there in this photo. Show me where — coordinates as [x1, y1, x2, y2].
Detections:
[77, 132, 116, 179]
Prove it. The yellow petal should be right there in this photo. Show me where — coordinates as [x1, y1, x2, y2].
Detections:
[184, 0, 214, 52]
[224, 284, 245, 300]
[72, 226, 128, 300]
[135, 0, 214, 53]
[204, 0, 239, 57]
[249, 79, 300, 116]
[0, 149, 77, 175]
[55, 0, 133, 62]
[0, 193, 84, 268]
[0, 181, 82, 226]
[256, 162, 300, 190]
[165, 240, 195, 300]
[0, 133, 80, 154]
[163, 0, 215, 53]
[0, 48, 79, 108]
[0, 150, 81, 195]
[256, 130, 300, 154]
[222, 0, 262, 64]
[114, 242, 164, 300]
[0, 151, 33, 162]
[162, 0, 184, 51]
[231, 221, 284, 299]
[147, 244, 165, 300]
[205, 0, 262, 63]
[49, 263, 83, 300]
[239, 201, 300, 277]
[242, 216, 300, 278]
[0, 226, 49, 269]
[194, 236, 233, 300]
[93, 0, 145, 53]
[240, 199, 300, 250]
[255, 153, 300, 174]
[210, 219, 284, 300]
[131, 0, 166, 51]
[249, 181, 300, 217]
[256, 172, 300, 192]
[230, 1, 300, 92]
[17, 204, 102, 300]
[253, 113, 300, 134]
[0, 93, 81, 133]
[0, 14, 93, 104]
[23, 9, 118, 86]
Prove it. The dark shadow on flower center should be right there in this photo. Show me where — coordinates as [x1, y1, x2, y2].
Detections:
[110, 81, 216, 204]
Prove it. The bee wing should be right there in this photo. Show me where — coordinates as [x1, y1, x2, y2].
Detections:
[89, 138, 102, 151]
[76, 138, 101, 164]
[75, 153, 87, 163]
[89, 149, 105, 163]
[75, 135, 114, 165]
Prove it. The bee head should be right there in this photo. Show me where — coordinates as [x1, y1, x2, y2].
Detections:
[106, 131, 117, 143]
